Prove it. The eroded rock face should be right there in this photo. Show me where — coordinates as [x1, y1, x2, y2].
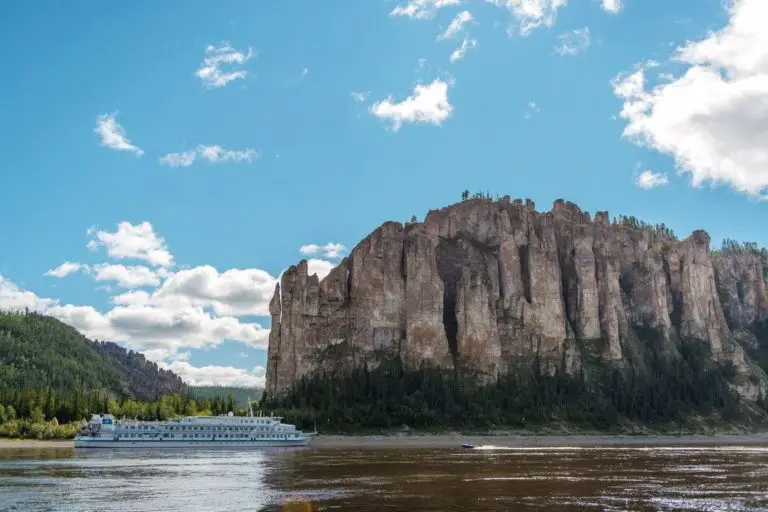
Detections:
[264, 197, 768, 400]
[712, 252, 768, 330]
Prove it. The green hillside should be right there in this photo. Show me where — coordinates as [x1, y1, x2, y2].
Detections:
[0, 310, 186, 399]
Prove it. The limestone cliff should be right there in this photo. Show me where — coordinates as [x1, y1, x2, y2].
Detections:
[265, 198, 768, 400]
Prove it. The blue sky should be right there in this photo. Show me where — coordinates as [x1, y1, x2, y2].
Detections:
[1, 0, 766, 386]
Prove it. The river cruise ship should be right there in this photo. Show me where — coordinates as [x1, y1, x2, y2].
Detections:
[74, 407, 314, 449]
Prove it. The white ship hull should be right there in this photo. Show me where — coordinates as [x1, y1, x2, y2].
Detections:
[74, 411, 315, 449]
[74, 437, 312, 449]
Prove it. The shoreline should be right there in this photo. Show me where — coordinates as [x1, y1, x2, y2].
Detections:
[2, 432, 767, 450]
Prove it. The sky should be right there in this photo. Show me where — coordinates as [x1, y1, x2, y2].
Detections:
[1, 0, 767, 388]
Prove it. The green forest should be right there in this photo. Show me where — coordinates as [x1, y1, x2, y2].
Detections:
[191, 386, 263, 408]
[262, 339, 768, 434]
[0, 311, 255, 439]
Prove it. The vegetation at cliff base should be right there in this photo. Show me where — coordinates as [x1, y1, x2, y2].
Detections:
[262, 342, 768, 433]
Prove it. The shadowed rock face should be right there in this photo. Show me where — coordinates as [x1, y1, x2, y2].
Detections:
[266, 198, 768, 400]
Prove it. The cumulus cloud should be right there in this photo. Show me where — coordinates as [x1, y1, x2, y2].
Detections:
[0, 276, 56, 311]
[390, 0, 461, 19]
[158, 150, 197, 168]
[351, 91, 370, 103]
[438, 10, 473, 40]
[612, 0, 768, 199]
[1, 218, 348, 385]
[87, 221, 174, 268]
[370, 79, 454, 131]
[602, 0, 622, 14]
[306, 259, 337, 281]
[92, 264, 161, 289]
[487, 0, 568, 36]
[450, 37, 477, 63]
[555, 27, 591, 56]
[161, 362, 266, 387]
[299, 242, 347, 259]
[159, 145, 259, 168]
[45, 262, 88, 278]
[151, 265, 278, 317]
[636, 170, 669, 189]
[196, 42, 254, 89]
[94, 113, 143, 156]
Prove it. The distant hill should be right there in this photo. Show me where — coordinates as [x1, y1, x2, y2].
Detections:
[191, 386, 262, 408]
[0, 311, 186, 401]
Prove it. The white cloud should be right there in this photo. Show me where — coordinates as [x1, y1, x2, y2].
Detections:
[6, 274, 268, 358]
[196, 42, 254, 89]
[0, 220, 347, 385]
[160, 361, 266, 387]
[487, 0, 568, 36]
[142, 349, 190, 364]
[299, 242, 347, 259]
[159, 145, 259, 168]
[306, 259, 337, 281]
[0, 276, 56, 311]
[197, 145, 259, 164]
[612, 0, 768, 199]
[351, 91, 370, 103]
[159, 150, 197, 168]
[555, 27, 591, 56]
[636, 170, 669, 189]
[87, 221, 174, 268]
[45, 262, 87, 278]
[450, 36, 477, 63]
[371, 79, 454, 131]
[601, 0, 622, 14]
[92, 264, 160, 289]
[112, 290, 152, 306]
[46, 301, 269, 354]
[94, 113, 143, 156]
[390, 0, 461, 20]
[438, 10, 473, 40]
[301, 67, 309, 77]
[152, 265, 278, 317]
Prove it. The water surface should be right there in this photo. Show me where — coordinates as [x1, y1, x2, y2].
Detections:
[1, 443, 767, 511]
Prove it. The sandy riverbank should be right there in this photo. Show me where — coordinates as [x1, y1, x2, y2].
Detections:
[2, 433, 767, 450]
[0, 440, 74, 449]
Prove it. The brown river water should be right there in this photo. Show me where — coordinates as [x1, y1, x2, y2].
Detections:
[0, 442, 767, 511]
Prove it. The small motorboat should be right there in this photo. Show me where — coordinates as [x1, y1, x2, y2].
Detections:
[461, 443, 475, 449]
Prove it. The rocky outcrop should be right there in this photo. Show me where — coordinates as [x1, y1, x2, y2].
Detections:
[266, 197, 768, 400]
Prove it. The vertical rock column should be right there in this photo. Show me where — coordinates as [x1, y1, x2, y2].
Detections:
[265, 283, 282, 397]
[403, 227, 453, 368]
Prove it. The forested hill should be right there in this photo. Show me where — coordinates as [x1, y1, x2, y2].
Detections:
[0, 311, 185, 400]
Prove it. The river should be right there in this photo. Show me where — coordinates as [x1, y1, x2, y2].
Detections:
[1, 441, 767, 511]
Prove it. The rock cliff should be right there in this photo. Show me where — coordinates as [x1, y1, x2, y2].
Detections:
[266, 198, 768, 400]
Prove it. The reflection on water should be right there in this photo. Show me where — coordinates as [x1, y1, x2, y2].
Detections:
[0, 444, 767, 511]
